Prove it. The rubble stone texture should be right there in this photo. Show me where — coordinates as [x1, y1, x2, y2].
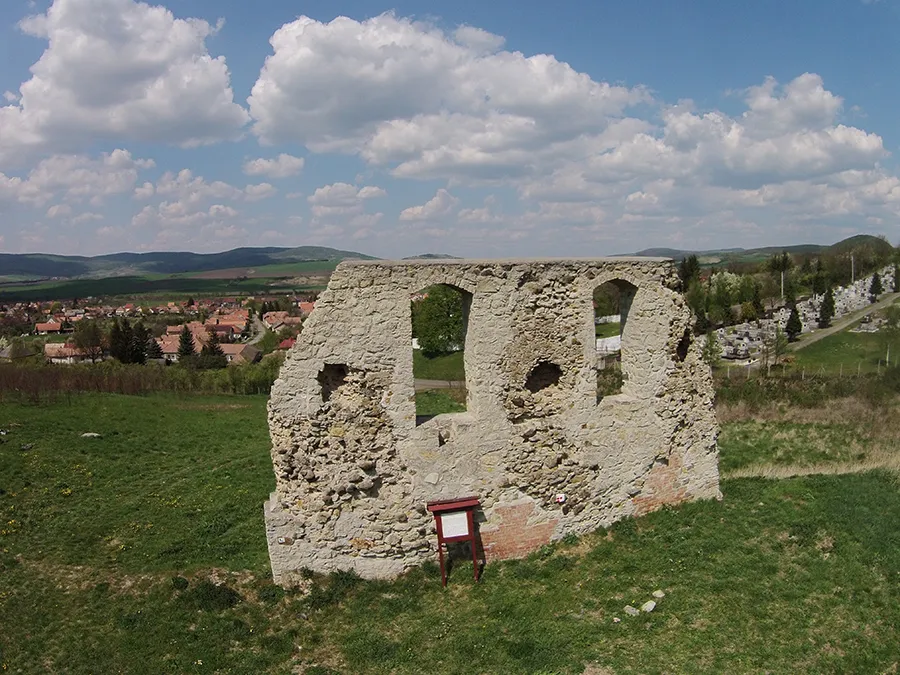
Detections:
[265, 258, 721, 584]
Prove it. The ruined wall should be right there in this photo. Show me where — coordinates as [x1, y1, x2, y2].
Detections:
[265, 258, 720, 584]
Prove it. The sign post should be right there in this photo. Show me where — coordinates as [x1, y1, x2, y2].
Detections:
[426, 496, 481, 587]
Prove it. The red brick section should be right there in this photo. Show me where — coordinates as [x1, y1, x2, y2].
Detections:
[631, 450, 690, 517]
[479, 500, 559, 562]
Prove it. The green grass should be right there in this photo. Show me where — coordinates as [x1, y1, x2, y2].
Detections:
[412, 350, 465, 381]
[0, 275, 325, 303]
[594, 322, 621, 339]
[2, 393, 900, 673]
[790, 326, 890, 375]
[415, 389, 466, 417]
[719, 421, 868, 473]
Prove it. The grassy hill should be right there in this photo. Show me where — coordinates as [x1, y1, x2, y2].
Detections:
[0, 245, 373, 282]
[631, 234, 894, 265]
[1, 391, 898, 673]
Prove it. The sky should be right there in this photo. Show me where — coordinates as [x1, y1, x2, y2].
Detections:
[1, 0, 900, 259]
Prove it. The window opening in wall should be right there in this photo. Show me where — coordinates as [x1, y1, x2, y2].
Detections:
[594, 279, 636, 402]
[411, 284, 471, 425]
[525, 361, 562, 393]
[675, 329, 691, 362]
[318, 363, 348, 402]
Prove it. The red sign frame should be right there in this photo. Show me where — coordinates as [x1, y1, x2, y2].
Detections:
[426, 496, 481, 586]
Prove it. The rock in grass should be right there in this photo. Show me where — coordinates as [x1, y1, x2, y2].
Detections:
[624, 605, 640, 616]
[81, 432, 102, 438]
[652, 589, 665, 599]
[641, 600, 657, 613]
[20, 443, 33, 451]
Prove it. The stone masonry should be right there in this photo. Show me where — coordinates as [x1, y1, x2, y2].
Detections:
[265, 258, 721, 584]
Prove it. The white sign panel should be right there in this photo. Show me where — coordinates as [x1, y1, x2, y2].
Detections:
[439, 511, 469, 538]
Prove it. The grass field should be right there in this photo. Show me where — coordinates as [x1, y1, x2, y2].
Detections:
[594, 322, 621, 339]
[2, 392, 900, 673]
[789, 325, 891, 375]
[0, 275, 326, 303]
[412, 350, 465, 381]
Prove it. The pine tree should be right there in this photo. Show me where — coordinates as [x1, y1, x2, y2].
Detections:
[129, 320, 149, 365]
[177, 325, 196, 363]
[146, 337, 163, 360]
[751, 282, 765, 317]
[199, 327, 227, 369]
[118, 319, 134, 363]
[108, 319, 127, 362]
[678, 255, 701, 288]
[812, 259, 828, 295]
[818, 287, 835, 329]
[786, 304, 802, 342]
[869, 272, 883, 303]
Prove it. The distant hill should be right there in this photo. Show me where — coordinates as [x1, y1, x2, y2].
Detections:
[0, 246, 374, 281]
[401, 253, 461, 260]
[631, 234, 894, 264]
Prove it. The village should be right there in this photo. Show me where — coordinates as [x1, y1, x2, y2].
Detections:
[0, 295, 316, 365]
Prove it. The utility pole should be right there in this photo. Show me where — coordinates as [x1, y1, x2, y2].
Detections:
[851, 254, 855, 284]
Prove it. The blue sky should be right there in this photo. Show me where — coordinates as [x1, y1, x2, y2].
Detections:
[1, 0, 899, 258]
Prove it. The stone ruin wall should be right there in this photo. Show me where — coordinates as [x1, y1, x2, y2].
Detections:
[265, 258, 721, 584]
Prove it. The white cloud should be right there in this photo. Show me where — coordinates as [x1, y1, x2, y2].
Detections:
[72, 212, 103, 224]
[399, 189, 459, 221]
[134, 182, 155, 199]
[0, 149, 153, 207]
[307, 182, 385, 217]
[154, 169, 243, 204]
[1, 0, 248, 167]
[209, 204, 238, 218]
[46, 204, 72, 218]
[2, 92, 17, 103]
[244, 183, 278, 201]
[242, 153, 305, 178]
[249, 12, 647, 181]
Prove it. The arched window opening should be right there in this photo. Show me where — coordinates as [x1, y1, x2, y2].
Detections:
[593, 279, 636, 402]
[411, 284, 472, 425]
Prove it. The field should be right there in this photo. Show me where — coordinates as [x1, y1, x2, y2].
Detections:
[789, 325, 893, 375]
[2, 391, 899, 673]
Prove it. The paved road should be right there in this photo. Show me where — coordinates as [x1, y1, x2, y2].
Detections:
[247, 316, 268, 345]
[788, 291, 899, 352]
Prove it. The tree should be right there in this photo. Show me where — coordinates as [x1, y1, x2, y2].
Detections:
[146, 337, 163, 360]
[767, 252, 793, 301]
[869, 272, 883, 303]
[701, 331, 721, 368]
[108, 319, 128, 362]
[751, 282, 765, 318]
[785, 304, 802, 342]
[73, 320, 104, 363]
[812, 259, 829, 295]
[177, 325, 196, 363]
[412, 285, 465, 355]
[129, 321, 150, 365]
[818, 287, 835, 329]
[678, 255, 701, 288]
[740, 302, 758, 323]
[199, 328, 227, 369]
[773, 326, 789, 366]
